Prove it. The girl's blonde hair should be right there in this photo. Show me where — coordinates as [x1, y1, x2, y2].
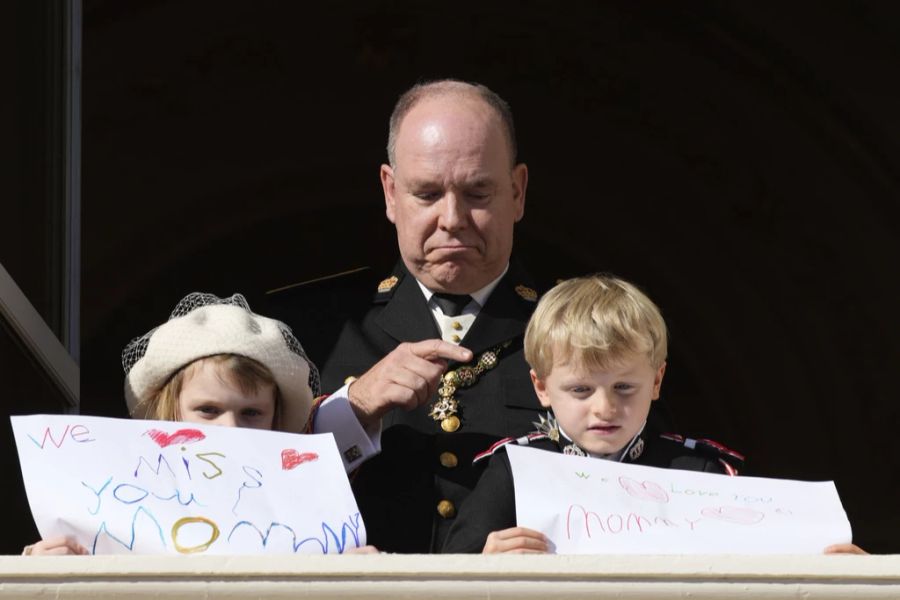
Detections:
[144, 354, 283, 429]
[524, 274, 667, 377]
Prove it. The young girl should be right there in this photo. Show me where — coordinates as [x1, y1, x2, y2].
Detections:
[122, 292, 318, 434]
[23, 291, 352, 555]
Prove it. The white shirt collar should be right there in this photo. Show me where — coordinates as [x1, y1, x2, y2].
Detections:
[415, 264, 509, 310]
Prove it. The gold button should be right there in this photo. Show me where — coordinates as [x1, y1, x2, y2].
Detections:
[451, 321, 463, 330]
[437, 499, 456, 519]
[451, 334, 461, 343]
[344, 375, 358, 385]
[441, 415, 460, 432]
[439, 452, 458, 468]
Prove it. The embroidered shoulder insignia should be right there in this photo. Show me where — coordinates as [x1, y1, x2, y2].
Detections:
[627, 437, 645, 461]
[473, 432, 548, 465]
[377, 276, 399, 293]
[515, 285, 538, 302]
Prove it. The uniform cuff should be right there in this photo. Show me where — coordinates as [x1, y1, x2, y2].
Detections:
[314, 384, 382, 471]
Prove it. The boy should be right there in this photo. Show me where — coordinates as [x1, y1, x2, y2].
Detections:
[444, 275, 743, 553]
[443, 274, 744, 553]
[443, 275, 865, 554]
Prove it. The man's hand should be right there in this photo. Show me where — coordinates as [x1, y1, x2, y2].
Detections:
[348, 340, 473, 429]
[482, 527, 550, 554]
[22, 536, 89, 556]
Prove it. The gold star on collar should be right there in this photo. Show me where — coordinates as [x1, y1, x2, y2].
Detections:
[515, 285, 537, 302]
[532, 413, 560, 442]
[377, 276, 399, 293]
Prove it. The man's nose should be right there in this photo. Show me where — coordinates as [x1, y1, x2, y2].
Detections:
[438, 194, 466, 231]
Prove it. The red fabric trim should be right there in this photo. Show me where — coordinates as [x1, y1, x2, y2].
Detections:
[699, 437, 746, 461]
[303, 394, 330, 434]
[719, 458, 738, 477]
[474, 436, 515, 463]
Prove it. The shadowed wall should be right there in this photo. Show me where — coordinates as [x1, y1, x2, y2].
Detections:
[76, 1, 898, 553]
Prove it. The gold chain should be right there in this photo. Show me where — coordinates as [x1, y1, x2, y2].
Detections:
[428, 341, 512, 432]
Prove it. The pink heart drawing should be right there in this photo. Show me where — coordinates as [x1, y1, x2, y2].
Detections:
[618, 477, 669, 503]
[281, 449, 319, 470]
[700, 506, 765, 525]
[145, 428, 205, 448]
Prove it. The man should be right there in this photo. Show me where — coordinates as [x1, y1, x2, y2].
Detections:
[269, 80, 545, 552]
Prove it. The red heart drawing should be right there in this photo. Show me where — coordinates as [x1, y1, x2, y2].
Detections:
[145, 428, 205, 447]
[700, 506, 765, 525]
[618, 477, 669, 503]
[281, 449, 319, 470]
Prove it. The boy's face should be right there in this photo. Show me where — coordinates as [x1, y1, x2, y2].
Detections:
[530, 353, 666, 456]
[177, 360, 277, 430]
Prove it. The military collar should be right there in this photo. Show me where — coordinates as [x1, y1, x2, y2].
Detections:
[414, 263, 509, 310]
[374, 264, 441, 342]
[535, 413, 647, 463]
[372, 262, 409, 303]
[371, 259, 540, 354]
[372, 259, 538, 307]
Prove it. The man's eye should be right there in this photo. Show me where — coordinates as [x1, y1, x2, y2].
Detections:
[467, 192, 489, 201]
[414, 191, 441, 201]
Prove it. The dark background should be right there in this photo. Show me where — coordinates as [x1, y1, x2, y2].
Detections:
[11, 0, 900, 553]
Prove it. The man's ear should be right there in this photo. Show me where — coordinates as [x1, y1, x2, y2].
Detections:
[511, 163, 528, 222]
[651, 361, 667, 401]
[381, 164, 397, 223]
[530, 368, 552, 409]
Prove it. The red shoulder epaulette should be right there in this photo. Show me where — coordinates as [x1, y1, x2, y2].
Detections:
[659, 433, 744, 476]
[473, 432, 549, 465]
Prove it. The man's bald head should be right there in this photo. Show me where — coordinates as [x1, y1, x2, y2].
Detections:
[386, 80, 518, 169]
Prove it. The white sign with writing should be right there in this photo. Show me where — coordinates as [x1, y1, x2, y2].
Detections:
[507, 445, 851, 554]
[12, 414, 366, 555]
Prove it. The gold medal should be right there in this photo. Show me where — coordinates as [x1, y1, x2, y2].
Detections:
[428, 341, 511, 433]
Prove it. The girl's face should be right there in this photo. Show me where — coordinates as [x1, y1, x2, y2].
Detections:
[177, 360, 276, 430]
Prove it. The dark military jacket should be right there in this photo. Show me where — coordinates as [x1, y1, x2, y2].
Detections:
[265, 260, 680, 553]
[442, 427, 744, 553]
[266, 259, 545, 552]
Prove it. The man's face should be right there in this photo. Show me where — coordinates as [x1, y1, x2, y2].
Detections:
[531, 353, 666, 456]
[381, 95, 527, 294]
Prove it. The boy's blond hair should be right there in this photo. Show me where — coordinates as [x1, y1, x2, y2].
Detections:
[524, 274, 667, 377]
[144, 354, 283, 429]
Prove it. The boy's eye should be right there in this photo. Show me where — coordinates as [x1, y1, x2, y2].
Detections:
[242, 408, 263, 418]
[614, 383, 636, 393]
[570, 385, 591, 394]
[197, 405, 221, 416]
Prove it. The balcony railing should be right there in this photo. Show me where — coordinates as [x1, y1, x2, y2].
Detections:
[1, 553, 897, 599]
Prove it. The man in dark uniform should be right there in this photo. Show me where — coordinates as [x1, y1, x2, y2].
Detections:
[269, 79, 542, 553]
[267, 81, 866, 557]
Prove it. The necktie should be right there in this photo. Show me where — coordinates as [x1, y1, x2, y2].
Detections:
[432, 293, 472, 317]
